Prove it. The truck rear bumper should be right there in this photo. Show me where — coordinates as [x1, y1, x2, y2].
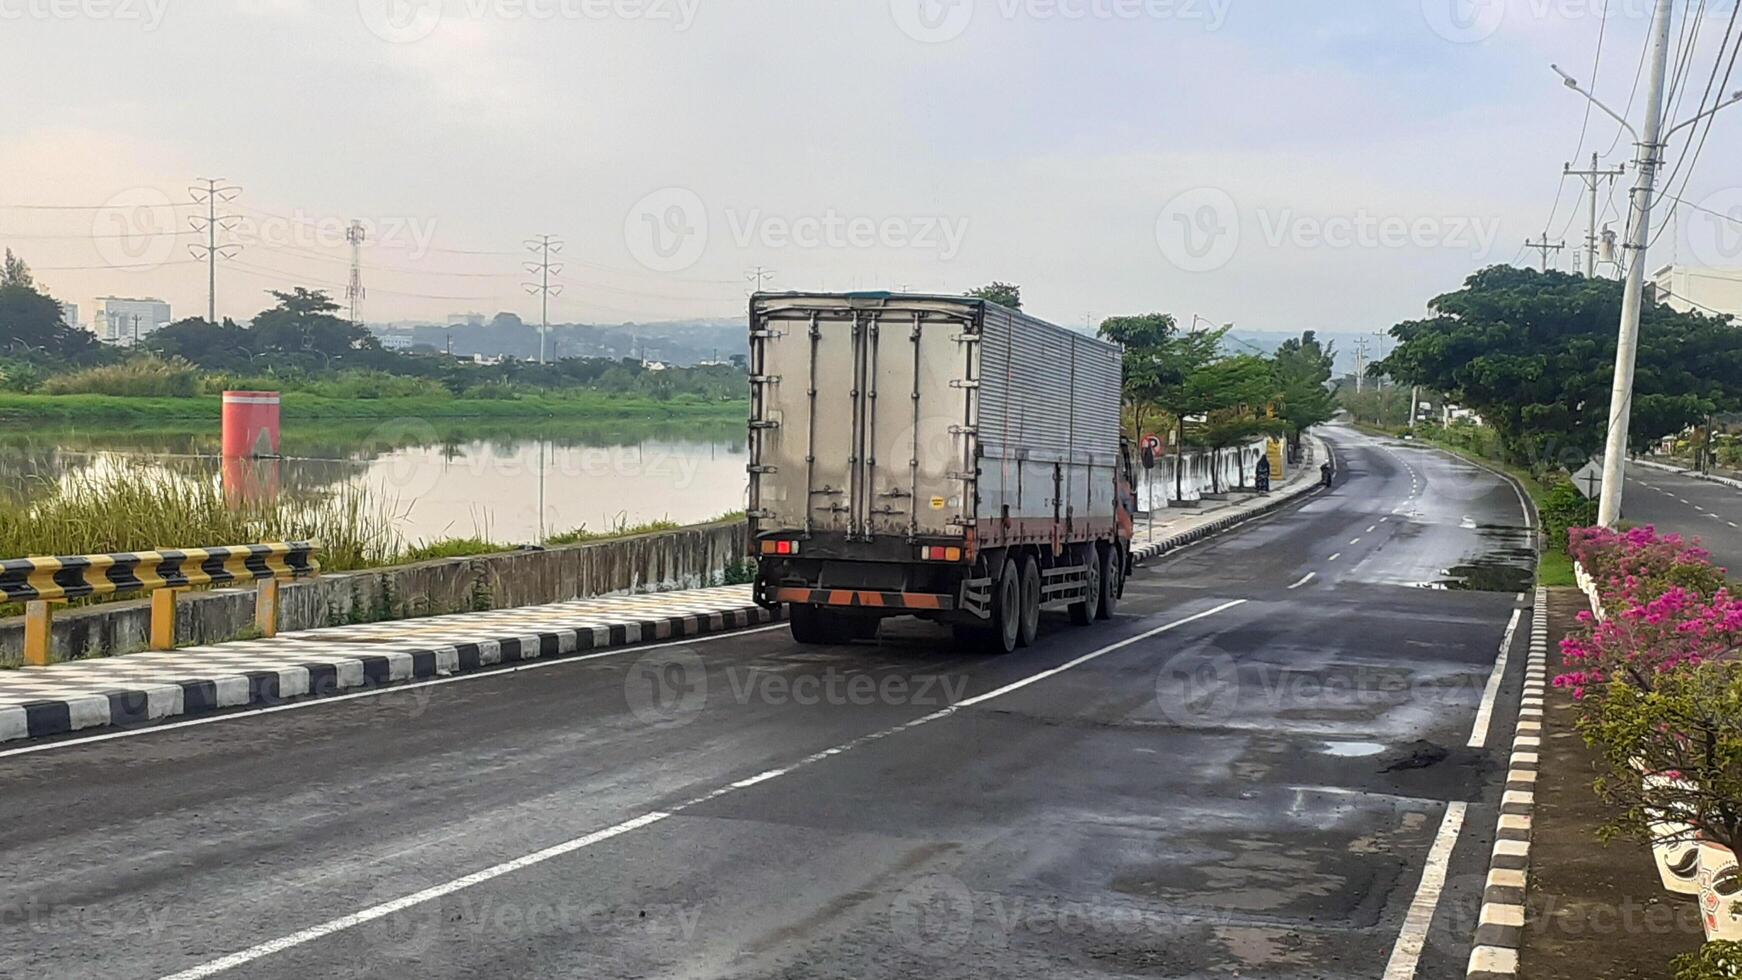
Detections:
[772, 587, 956, 612]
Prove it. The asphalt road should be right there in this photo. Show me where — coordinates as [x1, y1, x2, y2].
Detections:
[1624, 466, 1742, 573]
[0, 424, 1535, 980]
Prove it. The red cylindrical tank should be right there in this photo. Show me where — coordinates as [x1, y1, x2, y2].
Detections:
[221, 391, 282, 458]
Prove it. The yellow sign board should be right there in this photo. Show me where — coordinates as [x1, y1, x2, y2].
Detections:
[1267, 438, 1286, 482]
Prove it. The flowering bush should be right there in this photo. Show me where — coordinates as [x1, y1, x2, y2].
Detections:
[1568, 525, 1730, 610]
[1557, 588, 1742, 698]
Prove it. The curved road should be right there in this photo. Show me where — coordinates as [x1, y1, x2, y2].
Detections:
[1625, 465, 1742, 574]
[0, 425, 1536, 980]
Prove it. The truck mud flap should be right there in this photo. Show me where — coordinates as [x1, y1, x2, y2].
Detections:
[774, 587, 955, 612]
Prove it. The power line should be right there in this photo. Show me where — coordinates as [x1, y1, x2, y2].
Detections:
[1525, 233, 1568, 271]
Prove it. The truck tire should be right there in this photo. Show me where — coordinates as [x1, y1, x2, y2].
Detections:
[1017, 555, 1041, 648]
[982, 559, 1022, 654]
[1069, 545, 1100, 626]
[1095, 543, 1121, 621]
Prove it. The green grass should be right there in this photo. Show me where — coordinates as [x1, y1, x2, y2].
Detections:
[397, 537, 514, 563]
[0, 391, 749, 425]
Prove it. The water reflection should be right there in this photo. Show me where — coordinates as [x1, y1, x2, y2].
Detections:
[0, 419, 749, 546]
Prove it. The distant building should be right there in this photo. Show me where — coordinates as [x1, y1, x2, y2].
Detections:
[1652, 265, 1742, 321]
[371, 330, 415, 351]
[447, 312, 487, 328]
[58, 302, 79, 331]
[92, 296, 172, 346]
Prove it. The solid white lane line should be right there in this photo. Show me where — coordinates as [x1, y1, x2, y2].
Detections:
[0, 625, 789, 761]
[155, 812, 674, 980]
[1381, 802, 1470, 980]
[1288, 573, 1317, 590]
[1468, 608, 1523, 750]
[1328, 553, 1343, 562]
[154, 600, 1250, 980]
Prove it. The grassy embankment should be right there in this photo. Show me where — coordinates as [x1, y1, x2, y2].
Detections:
[0, 390, 747, 425]
[1352, 421, 1577, 587]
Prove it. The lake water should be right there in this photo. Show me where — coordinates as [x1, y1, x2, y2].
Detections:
[0, 419, 750, 547]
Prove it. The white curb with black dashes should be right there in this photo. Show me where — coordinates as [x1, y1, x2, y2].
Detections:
[1467, 585, 1548, 979]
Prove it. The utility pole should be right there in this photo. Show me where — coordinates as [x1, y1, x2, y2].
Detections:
[1566, 153, 1627, 277]
[1525, 232, 1566, 272]
[523, 235, 564, 365]
[130, 314, 141, 348]
[346, 220, 366, 327]
[746, 266, 775, 292]
[188, 178, 243, 324]
[1555, 6, 1742, 524]
[1352, 337, 1371, 396]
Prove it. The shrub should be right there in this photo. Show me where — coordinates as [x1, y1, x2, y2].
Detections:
[1677, 941, 1742, 980]
[1569, 525, 1729, 609]
[1542, 480, 1598, 556]
[0, 359, 44, 393]
[1558, 588, 1742, 697]
[1580, 662, 1742, 852]
[41, 356, 201, 398]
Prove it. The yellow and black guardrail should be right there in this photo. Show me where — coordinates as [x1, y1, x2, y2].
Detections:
[1, 543, 320, 666]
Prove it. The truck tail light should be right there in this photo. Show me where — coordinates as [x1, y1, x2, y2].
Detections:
[921, 546, 962, 562]
[761, 540, 801, 556]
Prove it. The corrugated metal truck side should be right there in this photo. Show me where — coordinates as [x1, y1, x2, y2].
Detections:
[747, 292, 1135, 653]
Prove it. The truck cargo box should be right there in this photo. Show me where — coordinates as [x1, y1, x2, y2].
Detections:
[746, 292, 1125, 553]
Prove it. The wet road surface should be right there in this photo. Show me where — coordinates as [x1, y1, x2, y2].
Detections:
[0, 425, 1535, 980]
[1624, 466, 1742, 573]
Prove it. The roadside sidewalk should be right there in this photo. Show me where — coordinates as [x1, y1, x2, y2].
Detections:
[0, 586, 779, 745]
[1514, 587, 1705, 979]
[1130, 436, 1327, 562]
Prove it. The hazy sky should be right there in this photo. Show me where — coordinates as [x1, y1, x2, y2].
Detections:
[4, 0, 1741, 332]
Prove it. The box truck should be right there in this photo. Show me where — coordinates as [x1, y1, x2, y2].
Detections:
[747, 292, 1136, 653]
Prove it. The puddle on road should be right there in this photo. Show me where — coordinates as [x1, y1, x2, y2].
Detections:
[1317, 741, 1387, 758]
[1426, 524, 1537, 593]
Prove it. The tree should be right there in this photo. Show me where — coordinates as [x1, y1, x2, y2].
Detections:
[145, 317, 255, 369]
[966, 282, 1022, 310]
[0, 251, 100, 361]
[1098, 313, 1179, 444]
[1378, 266, 1742, 470]
[249, 288, 381, 367]
[1272, 331, 1337, 447]
[2, 249, 34, 289]
[1178, 354, 1285, 492]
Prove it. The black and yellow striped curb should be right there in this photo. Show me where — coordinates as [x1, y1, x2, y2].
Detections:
[1, 603, 783, 745]
[0, 543, 319, 603]
[1467, 585, 1548, 979]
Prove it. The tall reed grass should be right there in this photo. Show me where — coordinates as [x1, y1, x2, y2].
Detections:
[0, 469, 400, 570]
[41, 357, 202, 398]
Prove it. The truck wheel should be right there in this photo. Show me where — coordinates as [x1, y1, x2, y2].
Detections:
[1095, 544, 1121, 621]
[1069, 546, 1100, 626]
[986, 559, 1022, 654]
[789, 604, 840, 645]
[1017, 555, 1041, 648]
